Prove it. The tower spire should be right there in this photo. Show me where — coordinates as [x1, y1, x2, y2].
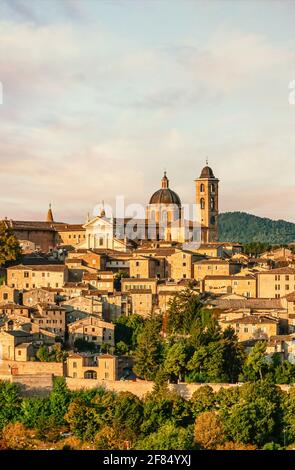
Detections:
[100, 200, 106, 217]
[46, 203, 54, 222]
[161, 171, 169, 189]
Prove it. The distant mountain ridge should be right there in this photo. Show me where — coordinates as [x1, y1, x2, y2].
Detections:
[218, 212, 295, 244]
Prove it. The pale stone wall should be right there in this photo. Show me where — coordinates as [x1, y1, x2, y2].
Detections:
[0, 373, 293, 398]
[203, 276, 256, 298]
[257, 272, 295, 298]
[168, 251, 194, 280]
[0, 359, 64, 376]
[7, 266, 68, 290]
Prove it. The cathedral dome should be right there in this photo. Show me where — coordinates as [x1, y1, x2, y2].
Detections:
[200, 165, 215, 178]
[149, 172, 181, 206]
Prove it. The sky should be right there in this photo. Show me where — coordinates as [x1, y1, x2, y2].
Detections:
[0, 0, 295, 223]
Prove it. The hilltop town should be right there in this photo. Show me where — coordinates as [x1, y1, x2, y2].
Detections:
[0, 163, 295, 396]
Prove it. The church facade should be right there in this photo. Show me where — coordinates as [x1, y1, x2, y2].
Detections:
[2, 164, 219, 252]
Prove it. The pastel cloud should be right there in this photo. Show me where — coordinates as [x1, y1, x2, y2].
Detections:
[0, 1, 294, 223]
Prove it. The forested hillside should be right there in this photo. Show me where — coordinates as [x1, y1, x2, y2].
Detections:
[218, 212, 295, 244]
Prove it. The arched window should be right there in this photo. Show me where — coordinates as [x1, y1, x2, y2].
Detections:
[210, 197, 215, 210]
[211, 183, 215, 193]
[84, 370, 97, 379]
[200, 198, 205, 209]
[200, 183, 205, 193]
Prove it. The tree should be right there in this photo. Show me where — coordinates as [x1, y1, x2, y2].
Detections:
[241, 341, 268, 381]
[74, 338, 97, 353]
[114, 270, 129, 291]
[194, 411, 225, 449]
[20, 397, 51, 429]
[190, 386, 216, 418]
[65, 397, 100, 441]
[94, 425, 126, 450]
[163, 341, 189, 382]
[141, 390, 192, 435]
[217, 441, 257, 450]
[50, 377, 71, 425]
[0, 381, 21, 429]
[187, 342, 227, 383]
[115, 314, 144, 352]
[282, 388, 295, 444]
[273, 361, 295, 384]
[167, 288, 203, 335]
[134, 316, 163, 380]
[2, 422, 34, 450]
[221, 381, 284, 447]
[136, 422, 194, 450]
[112, 392, 143, 432]
[0, 222, 22, 267]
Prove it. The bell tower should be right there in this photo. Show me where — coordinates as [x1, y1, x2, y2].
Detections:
[195, 162, 219, 243]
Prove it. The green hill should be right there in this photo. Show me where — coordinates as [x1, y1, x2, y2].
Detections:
[218, 212, 295, 244]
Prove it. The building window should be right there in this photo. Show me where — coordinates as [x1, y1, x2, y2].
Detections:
[24, 272, 29, 278]
[136, 261, 140, 267]
[105, 372, 109, 379]
[286, 275, 290, 281]
[200, 198, 205, 209]
[200, 183, 205, 192]
[18, 350, 22, 355]
[73, 362, 77, 368]
[3, 293, 8, 300]
[210, 197, 215, 210]
[211, 183, 215, 193]
[286, 285, 290, 290]
[73, 372, 77, 378]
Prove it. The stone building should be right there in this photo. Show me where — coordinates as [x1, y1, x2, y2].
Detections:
[31, 304, 67, 340]
[0, 285, 20, 304]
[256, 268, 295, 298]
[220, 315, 280, 342]
[7, 264, 68, 290]
[66, 353, 118, 380]
[68, 316, 115, 348]
[203, 274, 257, 298]
[195, 164, 219, 243]
[194, 259, 241, 282]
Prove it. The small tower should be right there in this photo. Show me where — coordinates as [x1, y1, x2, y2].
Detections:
[46, 203, 54, 222]
[195, 162, 219, 243]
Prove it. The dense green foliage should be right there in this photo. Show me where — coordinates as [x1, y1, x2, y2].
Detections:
[115, 314, 145, 354]
[0, 222, 22, 267]
[218, 211, 295, 244]
[1, 378, 295, 450]
[36, 344, 68, 362]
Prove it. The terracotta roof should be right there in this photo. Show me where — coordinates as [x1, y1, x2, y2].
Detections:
[284, 292, 295, 301]
[204, 275, 255, 280]
[129, 289, 152, 294]
[209, 298, 283, 310]
[122, 278, 158, 283]
[0, 303, 29, 309]
[195, 259, 239, 265]
[222, 315, 278, 324]
[55, 224, 84, 231]
[199, 165, 215, 179]
[257, 267, 295, 275]
[8, 264, 66, 272]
